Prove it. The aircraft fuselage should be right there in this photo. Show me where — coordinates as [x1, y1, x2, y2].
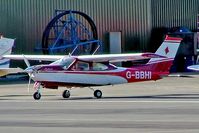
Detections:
[30, 64, 163, 89]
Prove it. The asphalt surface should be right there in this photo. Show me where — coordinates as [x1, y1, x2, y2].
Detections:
[0, 74, 199, 133]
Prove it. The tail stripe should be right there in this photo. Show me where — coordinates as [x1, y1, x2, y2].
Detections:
[146, 58, 174, 65]
[165, 35, 183, 43]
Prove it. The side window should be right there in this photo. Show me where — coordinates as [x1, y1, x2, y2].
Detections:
[76, 61, 89, 71]
[92, 63, 108, 71]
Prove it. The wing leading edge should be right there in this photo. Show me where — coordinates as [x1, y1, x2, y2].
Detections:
[3, 53, 166, 63]
[73, 53, 166, 62]
[2, 55, 64, 62]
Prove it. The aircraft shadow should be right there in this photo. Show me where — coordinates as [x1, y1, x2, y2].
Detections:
[0, 77, 29, 85]
[0, 94, 56, 100]
[1, 94, 199, 100]
[62, 93, 199, 100]
[104, 94, 199, 99]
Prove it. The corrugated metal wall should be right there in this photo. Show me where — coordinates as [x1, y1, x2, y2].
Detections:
[0, 0, 152, 53]
[0, 0, 198, 54]
[151, 0, 198, 30]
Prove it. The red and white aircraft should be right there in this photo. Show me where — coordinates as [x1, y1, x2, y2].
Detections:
[3, 36, 182, 100]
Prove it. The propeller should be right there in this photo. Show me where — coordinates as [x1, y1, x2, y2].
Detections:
[25, 67, 35, 92]
[23, 54, 30, 67]
[23, 55, 33, 92]
[27, 74, 31, 92]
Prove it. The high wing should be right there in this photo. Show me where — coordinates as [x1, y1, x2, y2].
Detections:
[2, 55, 64, 62]
[74, 53, 166, 62]
[3, 53, 165, 63]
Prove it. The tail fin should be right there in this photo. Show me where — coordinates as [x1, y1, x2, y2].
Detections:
[146, 35, 182, 73]
[0, 37, 15, 68]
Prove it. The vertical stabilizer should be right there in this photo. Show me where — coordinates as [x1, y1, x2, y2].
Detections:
[146, 35, 182, 72]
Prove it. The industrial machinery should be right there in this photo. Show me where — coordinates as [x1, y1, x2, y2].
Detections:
[41, 10, 102, 55]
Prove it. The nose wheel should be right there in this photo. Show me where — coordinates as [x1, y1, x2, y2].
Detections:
[33, 92, 41, 100]
[33, 82, 41, 100]
[94, 90, 102, 98]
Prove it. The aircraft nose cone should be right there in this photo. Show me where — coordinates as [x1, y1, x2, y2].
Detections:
[24, 66, 34, 73]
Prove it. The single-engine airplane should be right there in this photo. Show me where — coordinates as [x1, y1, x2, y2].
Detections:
[2, 35, 182, 100]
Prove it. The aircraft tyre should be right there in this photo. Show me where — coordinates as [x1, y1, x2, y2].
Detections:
[62, 90, 70, 98]
[33, 92, 41, 100]
[94, 90, 102, 98]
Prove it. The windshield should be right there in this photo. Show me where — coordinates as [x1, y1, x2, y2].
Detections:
[50, 57, 76, 69]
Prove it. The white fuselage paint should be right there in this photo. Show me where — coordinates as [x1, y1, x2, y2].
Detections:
[31, 68, 128, 85]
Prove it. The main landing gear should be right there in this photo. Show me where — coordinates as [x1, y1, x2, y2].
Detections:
[89, 88, 102, 99]
[32, 83, 103, 100]
[62, 90, 71, 98]
[93, 89, 102, 98]
[61, 89, 102, 99]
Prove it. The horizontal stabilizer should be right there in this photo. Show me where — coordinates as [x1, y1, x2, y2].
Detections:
[187, 65, 199, 71]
